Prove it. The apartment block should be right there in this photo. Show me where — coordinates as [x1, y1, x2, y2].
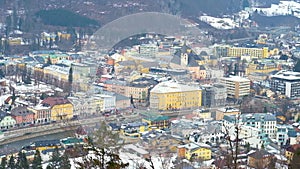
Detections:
[220, 76, 250, 99]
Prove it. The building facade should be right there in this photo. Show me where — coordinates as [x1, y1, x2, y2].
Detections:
[270, 71, 300, 99]
[220, 76, 250, 99]
[201, 84, 227, 108]
[150, 81, 202, 110]
[41, 97, 73, 121]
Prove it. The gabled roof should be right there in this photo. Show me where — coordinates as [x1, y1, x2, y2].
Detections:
[41, 97, 71, 107]
[10, 106, 34, 116]
[248, 149, 273, 159]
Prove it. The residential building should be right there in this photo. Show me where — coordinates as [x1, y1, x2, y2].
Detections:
[201, 84, 227, 108]
[246, 59, 278, 75]
[216, 107, 241, 121]
[276, 125, 291, 146]
[177, 142, 211, 160]
[149, 81, 202, 110]
[220, 76, 250, 99]
[28, 105, 51, 124]
[98, 94, 116, 112]
[193, 109, 212, 121]
[41, 97, 73, 121]
[247, 149, 275, 169]
[141, 112, 170, 129]
[120, 122, 148, 137]
[270, 70, 300, 99]
[115, 94, 131, 110]
[69, 95, 104, 116]
[138, 44, 158, 58]
[223, 113, 277, 141]
[10, 106, 35, 126]
[285, 144, 300, 164]
[192, 122, 224, 144]
[0, 111, 16, 129]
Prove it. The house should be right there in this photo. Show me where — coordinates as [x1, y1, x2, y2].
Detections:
[10, 106, 35, 127]
[285, 144, 300, 164]
[0, 111, 16, 129]
[247, 149, 275, 168]
[28, 105, 51, 124]
[120, 122, 148, 138]
[141, 112, 170, 130]
[41, 97, 73, 121]
[177, 142, 211, 160]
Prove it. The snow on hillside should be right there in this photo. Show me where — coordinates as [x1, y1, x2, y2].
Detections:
[199, 16, 239, 29]
[251, 0, 300, 18]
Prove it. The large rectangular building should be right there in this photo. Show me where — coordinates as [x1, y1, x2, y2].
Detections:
[220, 76, 250, 99]
[150, 81, 202, 110]
[214, 45, 269, 58]
[270, 70, 300, 99]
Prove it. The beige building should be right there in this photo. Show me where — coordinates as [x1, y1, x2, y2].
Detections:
[215, 107, 241, 121]
[220, 76, 250, 99]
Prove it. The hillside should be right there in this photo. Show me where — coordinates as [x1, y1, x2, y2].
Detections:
[35, 9, 99, 27]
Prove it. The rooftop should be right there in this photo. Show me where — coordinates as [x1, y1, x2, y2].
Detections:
[150, 81, 201, 93]
[221, 76, 250, 82]
[41, 97, 71, 107]
[271, 70, 300, 81]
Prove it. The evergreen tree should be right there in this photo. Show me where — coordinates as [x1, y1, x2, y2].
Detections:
[7, 155, 15, 169]
[16, 151, 29, 169]
[68, 66, 73, 95]
[32, 150, 42, 169]
[242, 0, 250, 9]
[75, 122, 128, 169]
[0, 157, 7, 169]
[61, 152, 71, 169]
[290, 148, 300, 169]
[47, 56, 52, 65]
[0, 69, 4, 78]
[48, 146, 61, 168]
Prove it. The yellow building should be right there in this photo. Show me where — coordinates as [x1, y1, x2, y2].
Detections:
[246, 59, 278, 75]
[285, 144, 300, 164]
[150, 81, 202, 111]
[178, 142, 211, 160]
[120, 122, 148, 138]
[193, 109, 212, 120]
[228, 47, 269, 58]
[142, 115, 170, 130]
[57, 32, 71, 40]
[41, 97, 73, 121]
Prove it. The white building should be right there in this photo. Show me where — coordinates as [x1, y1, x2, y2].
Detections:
[220, 76, 250, 99]
[223, 113, 277, 148]
[270, 70, 300, 99]
[98, 94, 116, 112]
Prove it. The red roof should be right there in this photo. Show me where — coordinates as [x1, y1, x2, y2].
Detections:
[286, 144, 300, 153]
[41, 97, 71, 107]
